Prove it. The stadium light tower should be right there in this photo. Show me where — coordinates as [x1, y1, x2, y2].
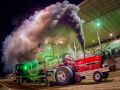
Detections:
[96, 22, 102, 51]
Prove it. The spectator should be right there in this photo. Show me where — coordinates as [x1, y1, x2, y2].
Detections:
[102, 50, 106, 61]
[111, 48, 115, 59]
[107, 51, 111, 60]
[115, 47, 119, 57]
[118, 46, 120, 56]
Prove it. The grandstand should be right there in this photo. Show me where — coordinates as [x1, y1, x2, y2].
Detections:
[79, 0, 120, 47]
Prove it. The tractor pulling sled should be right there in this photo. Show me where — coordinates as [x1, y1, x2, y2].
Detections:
[15, 55, 109, 85]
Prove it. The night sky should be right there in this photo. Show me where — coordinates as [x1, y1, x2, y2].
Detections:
[0, 0, 84, 75]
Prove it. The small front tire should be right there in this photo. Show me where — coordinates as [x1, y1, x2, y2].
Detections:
[93, 71, 102, 82]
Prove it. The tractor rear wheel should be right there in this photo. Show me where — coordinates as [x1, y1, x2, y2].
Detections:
[55, 66, 73, 85]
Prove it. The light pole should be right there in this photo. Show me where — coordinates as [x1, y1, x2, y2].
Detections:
[45, 38, 54, 56]
[55, 41, 60, 63]
[96, 22, 102, 52]
[92, 40, 95, 55]
[55, 39, 64, 64]
[73, 40, 77, 53]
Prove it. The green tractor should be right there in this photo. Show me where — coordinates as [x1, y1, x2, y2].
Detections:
[15, 60, 46, 84]
[15, 56, 57, 85]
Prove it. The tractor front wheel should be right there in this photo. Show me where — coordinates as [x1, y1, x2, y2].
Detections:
[93, 71, 102, 82]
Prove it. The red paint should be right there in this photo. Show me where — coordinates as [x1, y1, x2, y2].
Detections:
[75, 56, 102, 72]
[60, 55, 102, 72]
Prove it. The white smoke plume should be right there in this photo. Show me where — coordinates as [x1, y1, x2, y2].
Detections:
[2, 1, 84, 66]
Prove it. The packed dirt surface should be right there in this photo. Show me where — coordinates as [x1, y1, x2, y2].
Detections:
[0, 70, 120, 90]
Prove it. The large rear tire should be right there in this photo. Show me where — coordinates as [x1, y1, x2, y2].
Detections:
[55, 66, 73, 85]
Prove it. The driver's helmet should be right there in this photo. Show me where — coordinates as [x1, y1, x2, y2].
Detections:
[65, 55, 70, 59]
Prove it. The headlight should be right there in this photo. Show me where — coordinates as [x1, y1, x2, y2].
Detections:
[102, 63, 109, 68]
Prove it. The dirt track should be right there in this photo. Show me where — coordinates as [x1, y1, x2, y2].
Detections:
[0, 70, 120, 90]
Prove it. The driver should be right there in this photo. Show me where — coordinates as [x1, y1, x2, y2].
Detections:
[63, 54, 75, 66]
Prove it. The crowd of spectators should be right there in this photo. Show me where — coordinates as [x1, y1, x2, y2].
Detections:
[102, 46, 120, 61]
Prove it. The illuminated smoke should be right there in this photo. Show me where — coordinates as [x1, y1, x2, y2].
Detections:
[2, 1, 84, 67]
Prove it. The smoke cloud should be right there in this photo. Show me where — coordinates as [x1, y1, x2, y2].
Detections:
[2, 1, 84, 67]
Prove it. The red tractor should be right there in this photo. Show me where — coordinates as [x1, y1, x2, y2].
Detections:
[54, 55, 109, 85]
